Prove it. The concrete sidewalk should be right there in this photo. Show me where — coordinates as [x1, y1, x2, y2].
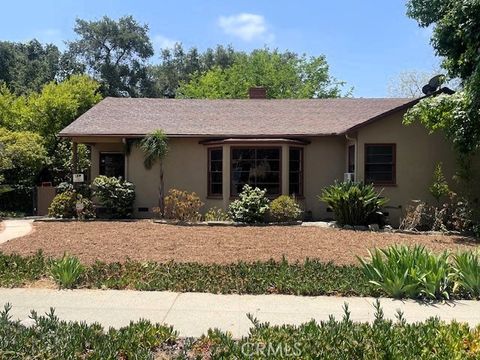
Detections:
[0, 219, 33, 244]
[1, 288, 479, 338]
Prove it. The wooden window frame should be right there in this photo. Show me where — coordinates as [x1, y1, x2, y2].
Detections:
[289, 147, 304, 197]
[347, 144, 355, 173]
[99, 152, 125, 178]
[230, 146, 282, 198]
[364, 143, 396, 186]
[207, 147, 223, 198]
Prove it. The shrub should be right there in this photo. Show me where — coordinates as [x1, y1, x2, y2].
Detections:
[163, 188, 203, 222]
[429, 163, 451, 203]
[358, 245, 453, 299]
[48, 191, 95, 219]
[50, 254, 84, 289]
[269, 195, 302, 222]
[453, 251, 480, 298]
[400, 195, 474, 233]
[57, 182, 91, 198]
[228, 185, 270, 223]
[319, 181, 388, 226]
[204, 207, 231, 221]
[92, 176, 135, 218]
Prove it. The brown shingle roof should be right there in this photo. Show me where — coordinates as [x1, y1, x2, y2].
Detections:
[59, 97, 415, 138]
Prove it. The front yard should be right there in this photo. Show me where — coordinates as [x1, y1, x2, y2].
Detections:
[0, 220, 476, 265]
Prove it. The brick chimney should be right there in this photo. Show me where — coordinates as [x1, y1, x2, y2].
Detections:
[248, 87, 267, 99]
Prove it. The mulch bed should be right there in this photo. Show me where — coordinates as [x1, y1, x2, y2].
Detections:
[0, 221, 477, 265]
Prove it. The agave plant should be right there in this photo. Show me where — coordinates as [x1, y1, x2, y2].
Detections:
[319, 181, 388, 226]
[453, 251, 480, 298]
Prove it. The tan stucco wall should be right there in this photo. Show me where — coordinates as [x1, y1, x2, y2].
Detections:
[302, 137, 345, 219]
[353, 110, 459, 226]
[85, 111, 474, 224]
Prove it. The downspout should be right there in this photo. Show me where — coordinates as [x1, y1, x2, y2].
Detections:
[345, 133, 358, 181]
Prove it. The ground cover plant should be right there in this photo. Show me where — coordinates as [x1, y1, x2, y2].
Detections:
[2, 303, 480, 359]
[0, 303, 177, 359]
[2, 249, 480, 300]
[0, 252, 375, 296]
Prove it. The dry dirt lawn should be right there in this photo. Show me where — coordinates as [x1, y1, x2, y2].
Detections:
[0, 221, 478, 265]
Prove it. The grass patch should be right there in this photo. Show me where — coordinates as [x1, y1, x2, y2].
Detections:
[0, 252, 376, 296]
[1, 302, 480, 359]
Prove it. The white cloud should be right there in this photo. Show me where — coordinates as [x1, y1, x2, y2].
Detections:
[153, 34, 178, 50]
[218, 13, 273, 42]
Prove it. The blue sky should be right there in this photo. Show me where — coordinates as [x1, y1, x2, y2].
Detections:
[0, 0, 439, 97]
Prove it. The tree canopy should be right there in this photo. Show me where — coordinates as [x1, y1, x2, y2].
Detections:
[0, 128, 47, 187]
[0, 40, 61, 95]
[178, 49, 347, 99]
[67, 16, 154, 97]
[405, 0, 480, 157]
[147, 44, 238, 98]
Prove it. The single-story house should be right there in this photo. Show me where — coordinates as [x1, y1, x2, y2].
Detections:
[59, 87, 467, 225]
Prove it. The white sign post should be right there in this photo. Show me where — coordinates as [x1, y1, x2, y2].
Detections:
[73, 174, 84, 183]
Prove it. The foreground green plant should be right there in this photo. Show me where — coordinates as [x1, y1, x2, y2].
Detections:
[50, 254, 85, 289]
[320, 181, 388, 226]
[0, 303, 177, 359]
[0, 252, 373, 296]
[359, 245, 454, 300]
[453, 251, 480, 298]
[2, 302, 480, 359]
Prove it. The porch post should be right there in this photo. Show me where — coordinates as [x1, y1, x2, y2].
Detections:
[72, 141, 78, 175]
[281, 144, 289, 195]
[222, 144, 231, 210]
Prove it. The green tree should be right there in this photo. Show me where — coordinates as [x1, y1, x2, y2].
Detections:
[0, 40, 61, 95]
[139, 130, 169, 214]
[178, 48, 346, 99]
[148, 44, 238, 97]
[67, 16, 154, 97]
[0, 128, 47, 187]
[405, 0, 480, 155]
[0, 75, 101, 184]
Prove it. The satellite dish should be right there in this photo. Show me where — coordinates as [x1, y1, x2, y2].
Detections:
[428, 75, 444, 89]
[422, 84, 434, 95]
[422, 74, 445, 95]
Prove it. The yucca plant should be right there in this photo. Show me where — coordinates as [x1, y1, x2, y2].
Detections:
[319, 181, 388, 226]
[50, 254, 84, 289]
[358, 245, 453, 299]
[453, 251, 480, 298]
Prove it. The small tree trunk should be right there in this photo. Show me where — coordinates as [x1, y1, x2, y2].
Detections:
[159, 161, 165, 217]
